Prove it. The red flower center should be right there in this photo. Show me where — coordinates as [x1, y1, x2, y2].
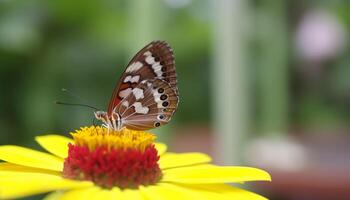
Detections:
[62, 126, 162, 189]
[63, 143, 162, 189]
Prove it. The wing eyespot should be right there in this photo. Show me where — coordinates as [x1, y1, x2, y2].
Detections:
[154, 122, 161, 127]
[162, 101, 169, 107]
[158, 88, 164, 93]
[160, 94, 168, 100]
[157, 114, 165, 120]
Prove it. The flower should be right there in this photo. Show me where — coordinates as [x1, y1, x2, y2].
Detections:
[0, 126, 271, 199]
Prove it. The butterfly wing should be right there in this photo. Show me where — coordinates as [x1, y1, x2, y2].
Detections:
[107, 41, 178, 115]
[113, 79, 178, 131]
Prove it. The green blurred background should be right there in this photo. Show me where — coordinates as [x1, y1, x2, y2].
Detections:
[1, 0, 350, 199]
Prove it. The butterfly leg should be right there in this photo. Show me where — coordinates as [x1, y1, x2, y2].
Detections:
[92, 117, 99, 135]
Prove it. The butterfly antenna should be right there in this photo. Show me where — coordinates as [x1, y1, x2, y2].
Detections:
[59, 88, 100, 110]
[61, 88, 85, 101]
[55, 101, 100, 111]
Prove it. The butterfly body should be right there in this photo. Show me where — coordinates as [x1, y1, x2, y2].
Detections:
[94, 111, 122, 130]
[95, 41, 179, 131]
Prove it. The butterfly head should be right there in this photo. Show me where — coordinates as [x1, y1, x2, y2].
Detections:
[94, 111, 108, 123]
[94, 110, 123, 131]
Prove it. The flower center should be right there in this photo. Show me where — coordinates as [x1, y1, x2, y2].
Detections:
[63, 126, 162, 189]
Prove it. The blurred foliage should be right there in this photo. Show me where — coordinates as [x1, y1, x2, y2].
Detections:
[0, 0, 210, 145]
[289, 0, 350, 131]
[0, 0, 349, 147]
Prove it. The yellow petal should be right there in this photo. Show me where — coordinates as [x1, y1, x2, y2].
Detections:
[57, 187, 98, 200]
[157, 183, 268, 200]
[0, 162, 60, 175]
[155, 143, 167, 156]
[0, 145, 63, 171]
[36, 135, 74, 159]
[159, 152, 212, 169]
[139, 184, 194, 200]
[0, 171, 92, 199]
[58, 187, 145, 200]
[194, 184, 268, 200]
[162, 166, 271, 184]
[43, 191, 64, 200]
[121, 189, 144, 200]
[140, 183, 266, 200]
[58, 186, 122, 200]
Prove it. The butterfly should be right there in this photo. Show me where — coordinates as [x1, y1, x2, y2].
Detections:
[94, 41, 179, 131]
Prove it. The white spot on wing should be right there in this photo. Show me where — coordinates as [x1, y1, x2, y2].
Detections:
[152, 88, 164, 108]
[144, 51, 163, 77]
[126, 62, 143, 72]
[119, 88, 132, 98]
[133, 102, 149, 114]
[123, 75, 131, 83]
[144, 51, 152, 56]
[130, 75, 140, 83]
[124, 75, 140, 83]
[152, 62, 163, 77]
[145, 56, 155, 65]
[132, 88, 144, 100]
[122, 101, 129, 107]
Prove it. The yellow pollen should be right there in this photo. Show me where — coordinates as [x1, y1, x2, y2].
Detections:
[71, 126, 156, 152]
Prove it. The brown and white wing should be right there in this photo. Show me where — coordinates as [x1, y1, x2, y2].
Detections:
[113, 79, 178, 131]
[107, 41, 178, 115]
